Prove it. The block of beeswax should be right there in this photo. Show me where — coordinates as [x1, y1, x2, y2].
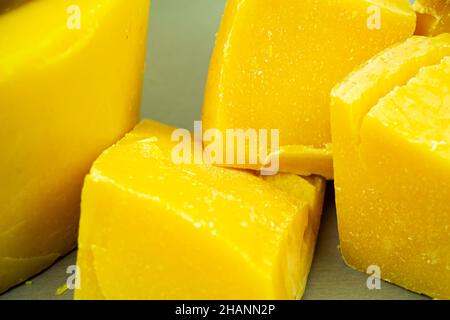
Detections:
[331, 34, 450, 299]
[75, 120, 326, 300]
[415, 0, 450, 35]
[202, 0, 416, 179]
[0, 0, 150, 293]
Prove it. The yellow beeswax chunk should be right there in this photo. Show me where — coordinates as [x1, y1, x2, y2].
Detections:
[75, 120, 326, 300]
[0, 0, 150, 293]
[415, 0, 450, 35]
[331, 34, 450, 299]
[202, 0, 416, 179]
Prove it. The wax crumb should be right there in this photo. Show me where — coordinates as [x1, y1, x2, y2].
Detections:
[25, 281, 33, 286]
[55, 283, 69, 296]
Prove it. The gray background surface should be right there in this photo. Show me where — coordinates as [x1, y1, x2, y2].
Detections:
[1, 0, 427, 300]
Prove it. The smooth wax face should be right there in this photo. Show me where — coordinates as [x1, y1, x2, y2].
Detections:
[75, 120, 326, 300]
[331, 34, 450, 299]
[0, 0, 150, 293]
[202, 0, 416, 179]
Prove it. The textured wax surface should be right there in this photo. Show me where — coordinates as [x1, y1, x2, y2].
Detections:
[414, 0, 450, 35]
[333, 34, 450, 135]
[369, 57, 450, 159]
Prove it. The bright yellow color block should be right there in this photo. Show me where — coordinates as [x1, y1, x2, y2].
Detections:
[331, 34, 450, 299]
[415, 0, 450, 35]
[75, 120, 326, 300]
[0, 0, 150, 293]
[202, 0, 416, 179]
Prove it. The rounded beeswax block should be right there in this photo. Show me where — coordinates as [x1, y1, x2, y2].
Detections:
[75, 120, 326, 300]
[202, 0, 416, 179]
[0, 0, 150, 293]
[331, 34, 450, 299]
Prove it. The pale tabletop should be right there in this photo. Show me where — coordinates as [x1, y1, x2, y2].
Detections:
[1, 0, 427, 300]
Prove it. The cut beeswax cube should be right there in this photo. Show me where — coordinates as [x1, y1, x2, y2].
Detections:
[75, 120, 326, 300]
[202, 0, 416, 179]
[0, 0, 149, 293]
[415, 0, 450, 35]
[331, 34, 450, 299]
